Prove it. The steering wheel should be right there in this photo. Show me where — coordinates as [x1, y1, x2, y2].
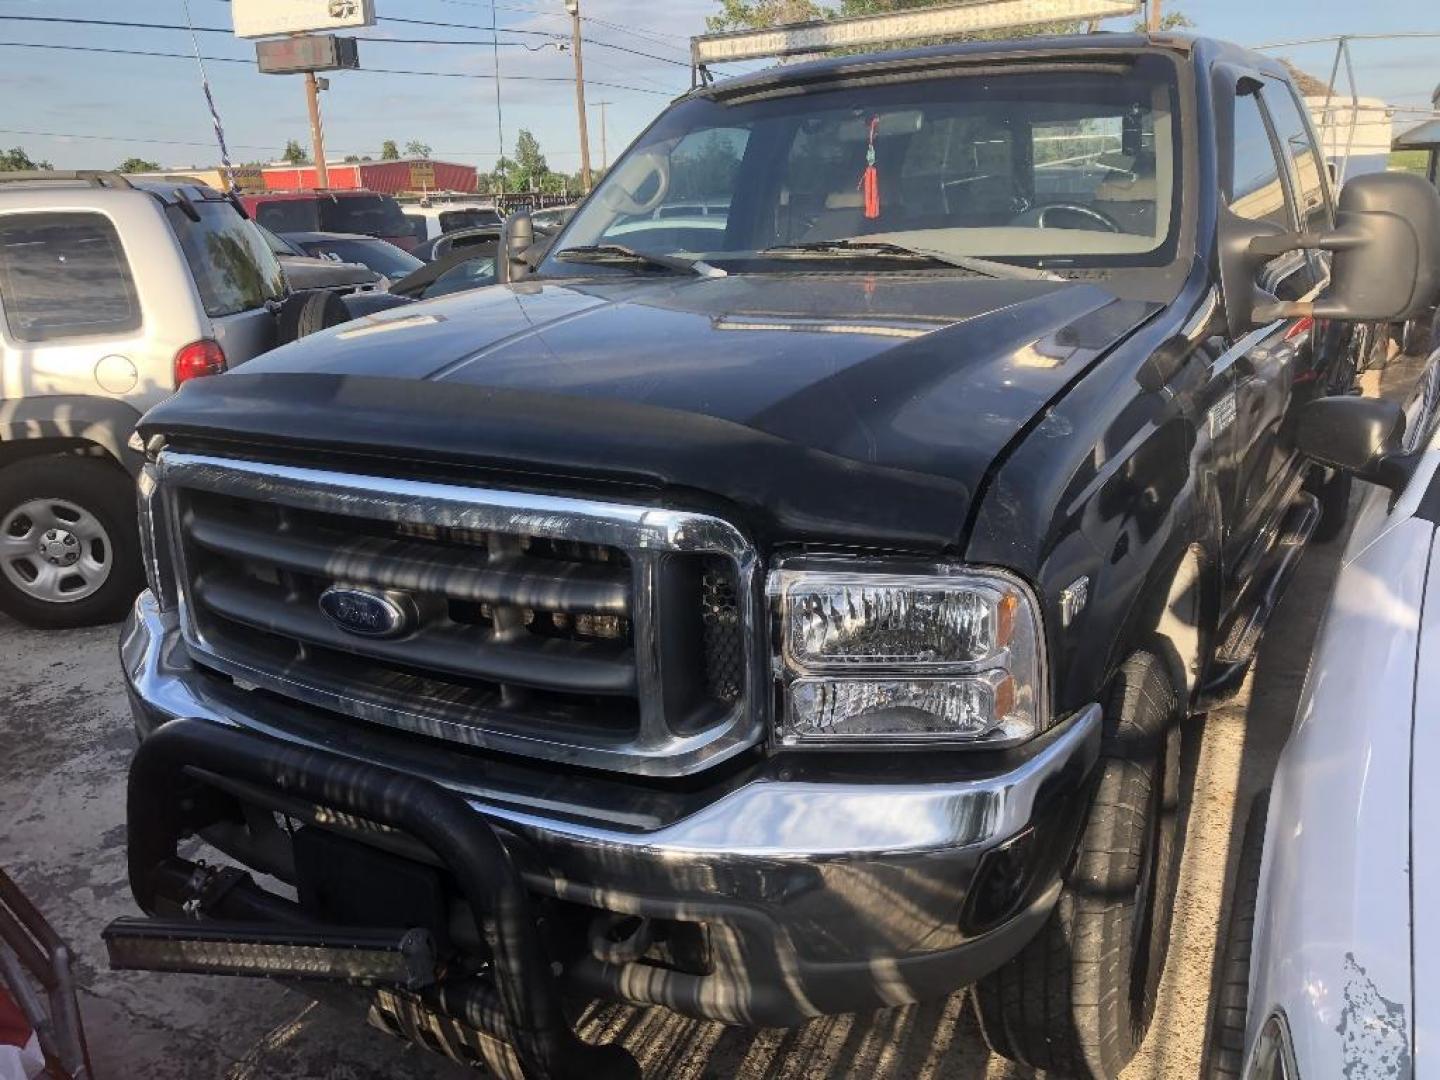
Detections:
[1036, 202, 1123, 233]
[600, 151, 671, 217]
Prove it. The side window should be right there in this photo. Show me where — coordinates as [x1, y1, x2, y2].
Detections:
[0, 212, 141, 343]
[255, 200, 318, 234]
[405, 213, 428, 243]
[1260, 80, 1332, 232]
[1229, 90, 1294, 232]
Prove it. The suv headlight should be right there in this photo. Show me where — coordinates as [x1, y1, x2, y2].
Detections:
[770, 563, 1047, 748]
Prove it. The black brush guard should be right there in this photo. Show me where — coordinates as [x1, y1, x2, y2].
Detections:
[115, 717, 638, 1079]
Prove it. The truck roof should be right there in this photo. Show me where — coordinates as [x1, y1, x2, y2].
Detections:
[694, 32, 1292, 100]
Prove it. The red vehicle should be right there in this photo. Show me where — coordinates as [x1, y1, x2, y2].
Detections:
[238, 190, 417, 252]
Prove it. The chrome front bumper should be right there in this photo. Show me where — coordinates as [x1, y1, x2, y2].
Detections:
[121, 591, 1103, 1025]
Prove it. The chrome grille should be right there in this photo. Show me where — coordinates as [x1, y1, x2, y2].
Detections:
[158, 452, 761, 777]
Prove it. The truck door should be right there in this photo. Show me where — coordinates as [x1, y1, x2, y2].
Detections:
[1216, 80, 1329, 578]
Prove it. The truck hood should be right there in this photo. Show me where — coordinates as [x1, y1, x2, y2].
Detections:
[142, 274, 1157, 551]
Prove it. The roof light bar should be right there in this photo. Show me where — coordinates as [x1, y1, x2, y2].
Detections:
[692, 0, 1142, 66]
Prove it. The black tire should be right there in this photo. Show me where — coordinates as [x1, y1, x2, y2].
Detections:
[975, 652, 1182, 1079]
[1311, 468, 1353, 544]
[277, 290, 351, 343]
[0, 456, 142, 629]
[1206, 791, 1270, 1080]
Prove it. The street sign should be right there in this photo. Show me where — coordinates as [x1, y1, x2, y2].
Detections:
[232, 0, 375, 39]
[692, 0, 1142, 64]
[255, 35, 359, 75]
[408, 162, 437, 190]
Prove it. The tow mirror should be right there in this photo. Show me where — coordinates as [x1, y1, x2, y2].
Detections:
[501, 211, 535, 283]
[1219, 172, 1440, 334]
[1297, 396, 1415, 492]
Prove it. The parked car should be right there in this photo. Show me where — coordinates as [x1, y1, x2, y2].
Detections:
[239, 189, 418, 252]
[342, 244, 499, 317]
[278, 231, 424, 283]
[403, 201, 503, 247]
[1209, 361, 1440, 1079]
[108, 33, 1440, 1079]
[0, 170, 294, 628]
[411, 224, 502, 262]
[256, 225, 379, 294]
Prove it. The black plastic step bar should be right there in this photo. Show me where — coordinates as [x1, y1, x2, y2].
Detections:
[1200, 491, 1321, 704]
[116, 717, 639, 1080]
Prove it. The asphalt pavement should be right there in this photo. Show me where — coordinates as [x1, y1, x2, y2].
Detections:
[0, 434, 1377, 1080]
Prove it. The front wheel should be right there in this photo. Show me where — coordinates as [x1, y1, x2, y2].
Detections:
[0, 457, 142, 629]
[975, 652, 1182, 1079]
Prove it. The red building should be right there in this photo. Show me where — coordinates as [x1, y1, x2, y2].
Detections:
[260, 158, 478, 194]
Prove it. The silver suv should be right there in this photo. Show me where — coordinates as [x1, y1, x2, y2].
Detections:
[0, 171, 288, 628]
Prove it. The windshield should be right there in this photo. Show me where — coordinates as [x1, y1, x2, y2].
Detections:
[296, 237, 424, 279]
[319, 194, 410, 237]
[548, 55, 1181, 274]
[166, 201, 286, 316]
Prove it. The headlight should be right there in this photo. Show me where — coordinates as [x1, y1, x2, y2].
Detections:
[771, 564, 1046, 748]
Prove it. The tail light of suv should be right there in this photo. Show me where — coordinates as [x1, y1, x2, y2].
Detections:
[173, 339, 227, 387]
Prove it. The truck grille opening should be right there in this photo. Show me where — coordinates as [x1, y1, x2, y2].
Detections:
[159, 454, 759, 776]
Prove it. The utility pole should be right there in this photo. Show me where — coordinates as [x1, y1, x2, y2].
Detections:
[592, 99, 611, 172]
[490, 0, 505, 195]
[304, 70, 329, 187]
[1146, 0, 1162, 32]
[565, 0, 593, 192]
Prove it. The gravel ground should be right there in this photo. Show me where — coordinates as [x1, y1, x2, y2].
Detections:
[0, 441, 1375, 1079]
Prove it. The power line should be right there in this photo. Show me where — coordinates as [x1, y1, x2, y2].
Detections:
[0, 40, 674, 96]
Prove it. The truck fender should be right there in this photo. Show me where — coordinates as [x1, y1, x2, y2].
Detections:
[0, 394, 145, 476]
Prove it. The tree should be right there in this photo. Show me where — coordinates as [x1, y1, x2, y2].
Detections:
[0, 146, 52, 171]
[281, 139, 309, 165]
[506, 130, 550, 192]
[1132, 2, 1193, 31]
[380, 140, 400, 160]
[117, 157, 161, 173]
[404, 140, 432, 159]
[343, 154, 361, 163]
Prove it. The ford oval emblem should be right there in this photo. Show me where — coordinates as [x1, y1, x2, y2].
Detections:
[318, 587, 412, 639]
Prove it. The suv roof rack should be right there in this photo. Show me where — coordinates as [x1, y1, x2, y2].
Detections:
[0, 169, 136, 189]
[690, 0, 1140, 79]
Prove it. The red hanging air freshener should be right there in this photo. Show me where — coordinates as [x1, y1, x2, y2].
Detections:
[860, 115, 881, 220]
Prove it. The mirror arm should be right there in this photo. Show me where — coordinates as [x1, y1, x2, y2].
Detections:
[1367, 450, 1422, 494]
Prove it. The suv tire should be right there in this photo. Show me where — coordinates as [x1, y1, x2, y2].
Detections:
[278, 290, 351, 343]
[0, 457, 142, 629]
[974, 652, 1182, 1079]
[1206, 791, 1269, 1079]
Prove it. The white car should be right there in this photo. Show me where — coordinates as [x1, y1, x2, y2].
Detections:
[1213, 357, 1440, 1079]
[401, 201, 502, 246]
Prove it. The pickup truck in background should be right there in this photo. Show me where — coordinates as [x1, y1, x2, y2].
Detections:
[107, 32, 1440, 1080]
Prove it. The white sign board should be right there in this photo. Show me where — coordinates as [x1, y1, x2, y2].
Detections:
[694, 0, 1142, 64]
[232, 0, 376, 40]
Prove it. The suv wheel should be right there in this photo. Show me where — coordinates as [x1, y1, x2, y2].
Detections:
[974, 652, 1182, 1079]
[0, 457, 142, 629]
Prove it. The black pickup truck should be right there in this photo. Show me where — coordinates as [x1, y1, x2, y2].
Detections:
[109, 32, 1440, 1080]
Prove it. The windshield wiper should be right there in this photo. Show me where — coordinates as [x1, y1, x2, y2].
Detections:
[758, 240, 1060, 281]
[553, 244, 724, 277]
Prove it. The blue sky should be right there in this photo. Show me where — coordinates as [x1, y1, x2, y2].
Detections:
[0, 0, 1435, 175]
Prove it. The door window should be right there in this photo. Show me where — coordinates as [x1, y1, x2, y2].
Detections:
[1260, 81, 1332, 232]
[0, 212, 141, 342]
[165, 202, 286, 317]
[1230, 90, 1294, 231]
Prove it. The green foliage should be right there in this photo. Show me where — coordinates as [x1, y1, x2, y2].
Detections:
[1132, 4, 1193, 31]
[0, 146, 52, 171]
[404, 140, 432, 159]
[116, 157, 161, 173]
[380, 140, 400, 161]
[281, 139, 309, 165]
[342, 154, 361, 163]
[1391, 149, 1432, 175]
